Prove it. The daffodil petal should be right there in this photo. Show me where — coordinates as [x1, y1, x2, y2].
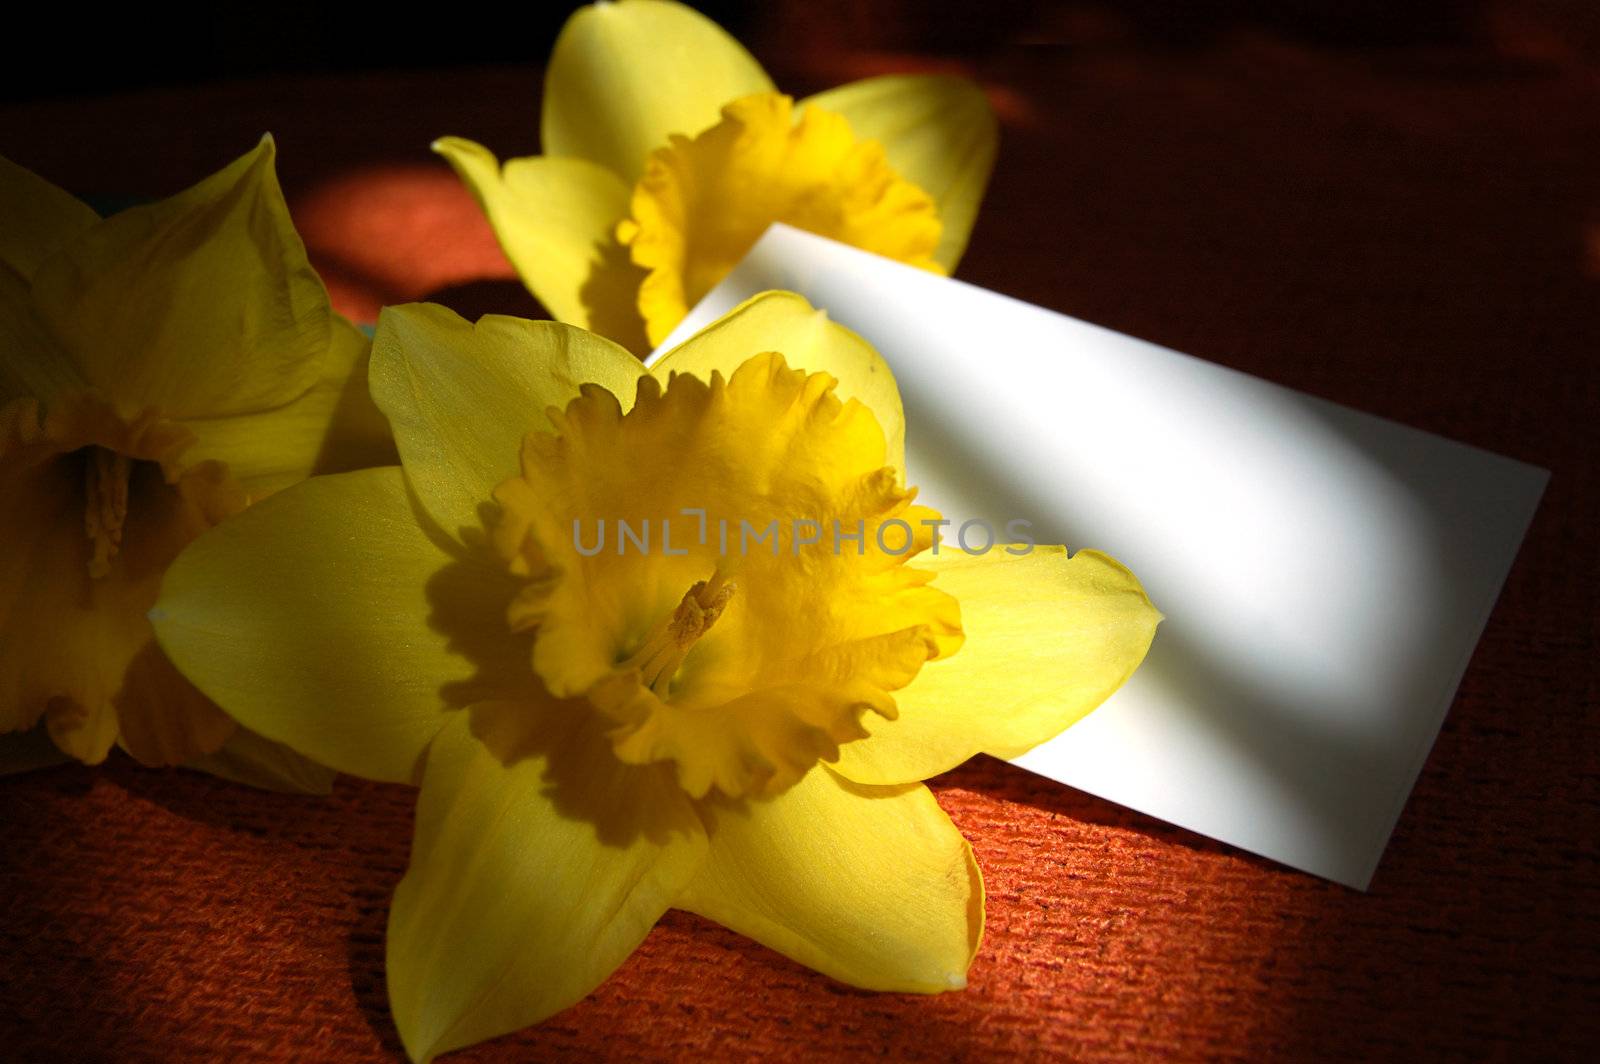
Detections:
[181, 314, 396, 499]
[0, 153, 98, 280]
[1, 263, 82, 403]
[833, 547, 1160, 786]
[542, 0, 774, 182]
[44, 684, 121, 763]
[183, 726, 339, 795]
[152, 467, 529, 784]
[368, 302, 646, 545]
[650, 290, 906, 476]
[801, 75, 998, 272]
[27, 136, 331, 418]
[678, 765, 982, 992]
[433, 138, 648, 352]
[113, 642, 236, 766]
[389, 703, 706, 1062]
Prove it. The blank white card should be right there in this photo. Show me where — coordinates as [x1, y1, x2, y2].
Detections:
[651, 225, 1547, 890]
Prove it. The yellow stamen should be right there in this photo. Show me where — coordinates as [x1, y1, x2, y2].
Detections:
[84, 447, 132, 579]
[622, 570, 737, 695]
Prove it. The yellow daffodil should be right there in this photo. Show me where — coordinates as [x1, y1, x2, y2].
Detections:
[436, 0, 998, 352]
[0, 138, 395, 788]
[152, 292, 1157, 1060]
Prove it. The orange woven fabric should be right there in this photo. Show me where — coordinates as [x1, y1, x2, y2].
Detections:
[2, 35, 1595, 1062]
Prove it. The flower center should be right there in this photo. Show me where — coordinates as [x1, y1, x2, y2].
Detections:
[2, 393, 247, 582]
[492, 355, 963, 799]
[616, 92, 946, 348]
[83, 447, 133, 579]
[621, 570, 737, 696]
[1, 392, 245, 764]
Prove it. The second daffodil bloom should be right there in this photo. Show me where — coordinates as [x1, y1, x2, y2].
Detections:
[436, 0, 998, 352]
[0, 139, 394, 786]
[152, 292, 1158, 1061]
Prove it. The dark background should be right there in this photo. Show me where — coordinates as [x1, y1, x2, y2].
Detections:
[6, 1, 1599, 102]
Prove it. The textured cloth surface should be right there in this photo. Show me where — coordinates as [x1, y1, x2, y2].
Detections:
[2, 31, 1596, 1063]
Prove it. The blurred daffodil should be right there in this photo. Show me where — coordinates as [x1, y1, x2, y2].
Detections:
[153, 291, 1156, 1060]
[0, 139, 394, 788]
[436, 0, 998, 351]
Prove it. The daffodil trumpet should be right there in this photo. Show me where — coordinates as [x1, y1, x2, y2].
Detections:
[0, 138, 394, 788]
[152, 290, 1158, 1061]
[437, 0, 998, 353]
